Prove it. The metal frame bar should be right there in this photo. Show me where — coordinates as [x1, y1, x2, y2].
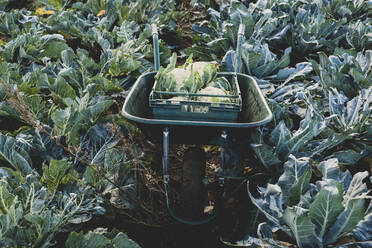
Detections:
[152, 24, 160, 71]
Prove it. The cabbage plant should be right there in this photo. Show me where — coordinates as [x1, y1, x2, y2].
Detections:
[0, 159, 105, 248]
[247, 156, 372, 247]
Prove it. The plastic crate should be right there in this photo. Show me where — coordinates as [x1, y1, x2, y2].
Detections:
[149, 74, 242, 122]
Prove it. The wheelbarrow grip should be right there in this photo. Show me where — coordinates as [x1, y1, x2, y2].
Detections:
[235, 24, 245, 74]
[151, 24, 160, 71]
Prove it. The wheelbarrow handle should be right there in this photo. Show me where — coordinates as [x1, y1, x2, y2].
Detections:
[151, 23, 245, 73]
[235, 23, 245, 74]
[152, 24, 160, 71]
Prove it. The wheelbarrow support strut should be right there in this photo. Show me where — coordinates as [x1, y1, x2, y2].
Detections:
[162, 127, 170, 184]
[219, 130, 227, 188]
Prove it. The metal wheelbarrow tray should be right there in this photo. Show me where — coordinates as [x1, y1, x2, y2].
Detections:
[121, 71, 272, 145]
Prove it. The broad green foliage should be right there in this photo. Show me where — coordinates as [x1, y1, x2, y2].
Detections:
[346, 20, 372, 51]
[286, 7, 346, 57]
[282, 207, 317, 248]
[0, 163, 104, 247]
[155, 0, 370, 245]
[315, 0, 371, 20]
[311, 50, 372, 98]
[66, 228, 141, 248]
[42, 159, 75, 193]
[248, 158, 371, 247]
[277, 156, 312, 205]
[0, 0, 178, 246]
[241, 44, 291, 79]
[0, 133, 33, 175]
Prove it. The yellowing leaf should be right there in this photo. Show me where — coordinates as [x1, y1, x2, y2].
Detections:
[35, 6, 55, 16]
[58, 30, 70, 39]
[97, 10, 106, 17]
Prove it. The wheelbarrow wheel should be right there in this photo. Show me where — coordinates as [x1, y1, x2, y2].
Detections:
[182, 146, 206, 220]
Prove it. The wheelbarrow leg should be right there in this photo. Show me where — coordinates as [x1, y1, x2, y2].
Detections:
[219, 130, 227, 187]
[163, 127, 170, 184]
[216, 130, 227, 229]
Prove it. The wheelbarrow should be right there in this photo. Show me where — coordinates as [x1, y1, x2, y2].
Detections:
[121, 24, 272, 225]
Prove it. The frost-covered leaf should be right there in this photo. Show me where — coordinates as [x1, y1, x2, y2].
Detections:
[353, 211, 372, 242]
[325, 199, 366, 245]
[0, 133, 32, 175]
[275, 62, 313, 84]
[242, 43, 291, 79]
[318, 158, 340, 181]
[112, 232, 141, 248]
[282, 207, 316, 248]
[250, 143, 281, 171]
[247, 183, 282, 226]
[277, 155, 312, 205]
[65, 229, 140, 248]
[327, 149, 367, 165]
[343, 171, 369, 207]
[309, 185, 344, 240]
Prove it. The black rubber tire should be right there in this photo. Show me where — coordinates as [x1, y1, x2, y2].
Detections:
[182, 146, 206, 220]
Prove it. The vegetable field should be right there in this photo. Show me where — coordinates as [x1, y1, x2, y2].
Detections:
[0, 0, 371, 247]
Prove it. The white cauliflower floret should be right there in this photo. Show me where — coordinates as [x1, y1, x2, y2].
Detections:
[197, 86, 226, 102]
[198, 86, 226, 95]
[166, 68, 191, 91]
[169, 96, 186, 102]
[186, 62, 217, 77]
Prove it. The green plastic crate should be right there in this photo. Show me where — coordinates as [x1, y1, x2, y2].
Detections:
[149, 75, 242, 122]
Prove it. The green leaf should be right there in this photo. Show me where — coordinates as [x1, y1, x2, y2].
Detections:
[343, 171, 369, 207]
[51, 108, 71, 136]
[23, 95, 46, 118]
[353, 211, 372, 241]
[30, 187, 48, 214]
[329, 149, 366, 165]
[269, 120, 291, 160]
[318, 158, 340, 181]
[68, 214, 92, 224]
[309, 185, 344, 240]
[0, 182, 15, 214]
[289, 167, 312, 206]
[0, 133, 32, 175]
[42, 159, 72, 193]
[250, 143, 281, 171]
[324, 199, 365, 245]
[277, 155, 311, 206]
[112, 233, 141, 248]
[65, 229, 140, 248]
[54, 77, 76, 100]
[83, 166, 98, 186]
[282, 207, 316, 248]
[247, 183, 282, 226]
[39, 41, 69, 59]
[65, 231, 111, 248]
